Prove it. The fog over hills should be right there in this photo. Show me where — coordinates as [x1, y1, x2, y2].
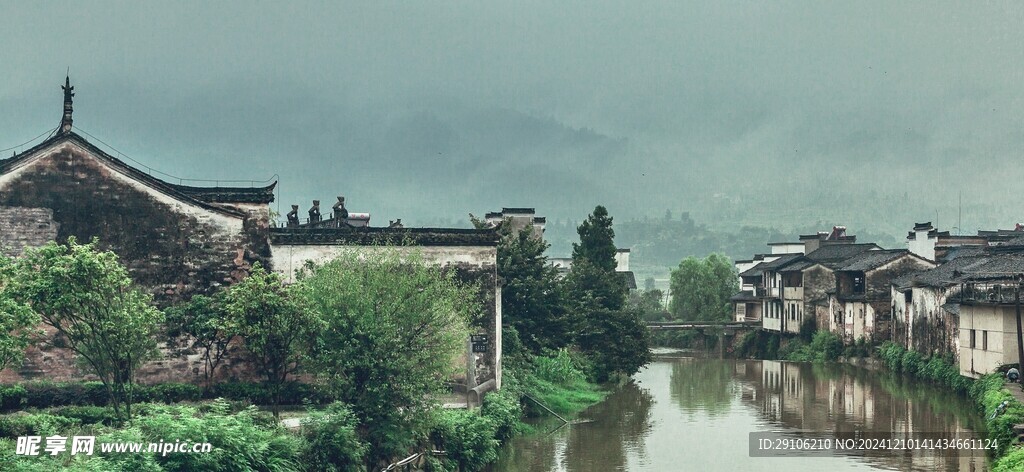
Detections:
[3, 1, 1023, 253]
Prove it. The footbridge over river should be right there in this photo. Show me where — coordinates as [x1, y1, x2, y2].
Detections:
[644, 320, 761, 358]
[644, 320, 761, 331]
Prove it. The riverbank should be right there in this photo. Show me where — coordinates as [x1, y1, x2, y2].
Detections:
[492, 356, 987, 471]
[432, 350, 609, 471]
[659, 331, 1024, 471]
[874, 342, 1024, 471]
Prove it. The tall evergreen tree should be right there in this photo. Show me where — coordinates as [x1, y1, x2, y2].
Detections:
[572, 205, 618, 273]
[568, 205, 649, 381]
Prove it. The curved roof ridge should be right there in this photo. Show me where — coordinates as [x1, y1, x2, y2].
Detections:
[0, 132, 274, 218]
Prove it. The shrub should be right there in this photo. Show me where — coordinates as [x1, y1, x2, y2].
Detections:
[299, 402, 368, 472]
[993, 446, 1024, 472]
[205, 382, 335, 406]
[0, 385, 26, 410]
[0, 413, 81, 438]
[481, 390, 523, 441]
[49, 405, 118, 426]
[533, 349, 586, 385]
[137, 383, 202, 404]
[431, 409, 499, 471]
[127, 399, 304, 472]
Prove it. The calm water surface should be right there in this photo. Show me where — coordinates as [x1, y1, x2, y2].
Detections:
[490, 355, 988, 472]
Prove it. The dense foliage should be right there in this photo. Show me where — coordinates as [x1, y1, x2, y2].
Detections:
[300, 250, 475, 464]
[567, 206, 650, 382]
[13, 238, 164, 420]
[492, 224, 572, 355]
[164, 294, 237, 390]
[0, 253, 39, 373]
[298, 402, 368, 471]
[668, 253, 736, 322]
[222, 264, 318, 418]
[0, 381, 343, 412]
[783, 331, 843, 363]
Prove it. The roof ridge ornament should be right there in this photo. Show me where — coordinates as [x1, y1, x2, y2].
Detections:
[59, 75, 74, 134]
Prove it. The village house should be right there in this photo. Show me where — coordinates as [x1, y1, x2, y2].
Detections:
[732, 254, 778, 322]
[734, 226, 869, 333]
[906, 221, 988, 262]
[945, 240, 1024, 378]
[830, 250, 935, 342]
[788, 243, 881, 333]
[890, 252, 985, 360]
[0, 79, 503, 391]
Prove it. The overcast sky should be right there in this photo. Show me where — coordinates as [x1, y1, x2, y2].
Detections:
[2, 1, 1023, 232]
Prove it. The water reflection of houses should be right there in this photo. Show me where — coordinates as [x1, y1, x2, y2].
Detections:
[734, 360, 985, 471]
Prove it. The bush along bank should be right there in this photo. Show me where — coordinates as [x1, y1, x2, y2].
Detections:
[876, 342, 1024, 469]
[0, 354, 605, 472]
[425, 349, 606, 471]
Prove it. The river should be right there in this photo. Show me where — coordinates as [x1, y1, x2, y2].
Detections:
[490, 353, 989, 471]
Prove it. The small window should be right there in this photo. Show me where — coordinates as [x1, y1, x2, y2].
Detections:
[970, 329, 977, 349]
[983, 331, 988, 351]
[904, 291, 912, 304]
[852, 275, 866, 294]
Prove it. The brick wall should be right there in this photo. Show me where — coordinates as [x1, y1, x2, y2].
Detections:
[0, 142, 269, 384]
[0, 207, 58, 256]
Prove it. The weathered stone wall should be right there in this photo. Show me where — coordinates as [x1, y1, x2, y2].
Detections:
[0, 140, 270, 385]
[891, 286, 959, 360]
[0, 207, 58, 255]
[803, 265, 836, 331]
[0, 326, 258, 385]
[0, 142, 270, 303]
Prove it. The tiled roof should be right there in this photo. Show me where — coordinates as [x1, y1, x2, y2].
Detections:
[836, 249, 912, 272]
[957, 253, 1024, 281]
[804, 243, 880, 267]
[739, 262, 766, 278]
[895, 252, 1024, 288]
[619, 271, 637, 290]
[758, 253, 803, 271]
[780, 259, 814, 272]
[730, 290, 758, 301]
[0, 132, 275, 217]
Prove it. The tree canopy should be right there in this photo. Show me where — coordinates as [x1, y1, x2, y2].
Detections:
[668, 253, 737, 322]
[299, 249, 476, 464]
[568, 205, 649, 381]
[13, 237, 164, 419]
[222, 263, 318, 418]
[0, 253, 40, 373]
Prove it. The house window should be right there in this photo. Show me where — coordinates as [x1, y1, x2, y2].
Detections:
[904, 290, 912, 304]
[852, 275, 865, 294]
[983, 331, 988, 351]
[970, 329, 977, 349]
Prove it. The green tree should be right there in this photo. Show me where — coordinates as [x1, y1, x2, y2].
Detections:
[568, 206, 649, 381]
[299, 250, 475, 465]
[572, 205, 618, 274]
[484, 218, 571, 356]
[668, 253, 737, 322]
[165, 294, 238, 391]
[14, 237, 164, 419]
[628, 288, 666, 322]
[0, 253, 40, 372]
[222, 263, 317, 418]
